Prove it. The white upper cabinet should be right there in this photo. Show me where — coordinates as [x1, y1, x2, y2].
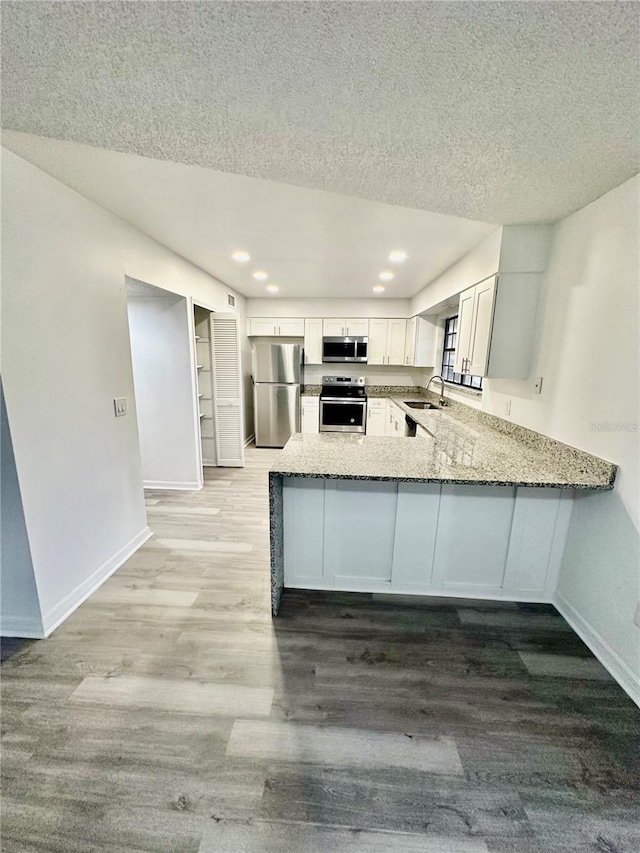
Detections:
[322, 318, 369, 337]
[248, 318, 304, 337]
[453, 277, 496, 377]
[278, 318, 306, 337]
[248, 317, 278, 337]
[404, 316, 438, 367]
[369, 319, 407, 365]
[304, 319, 323, 364]
[469, 278, 496, 375]
[447, 226, 552, 380]
[344, 318, 369, 336]
[322, 319, 344, 336]
[405, 317, 417, 366]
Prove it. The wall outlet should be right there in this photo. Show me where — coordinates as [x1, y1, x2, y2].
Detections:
[534, 376, 543, 394]
[114, 397, 127, 417]
[504, 399, 511, 417]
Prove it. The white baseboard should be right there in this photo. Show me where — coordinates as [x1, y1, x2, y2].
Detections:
[0, 615, 45, 639]
[41, 526, 153, 637]
[143, 480, 202, 490]
[554, 592, 640, 708]
[244, 434, 255, 447]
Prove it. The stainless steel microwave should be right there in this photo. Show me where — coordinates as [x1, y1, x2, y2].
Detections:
[322, 336, 368, 363]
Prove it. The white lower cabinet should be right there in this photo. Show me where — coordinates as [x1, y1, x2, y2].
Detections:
[283, 478, 572, 601]
[324, 480, 396, 589]
[301, 397, 320, 433]
[365, 399, 387, 436]
[431, 484, 515, 595]
[387, 401, 407, 436]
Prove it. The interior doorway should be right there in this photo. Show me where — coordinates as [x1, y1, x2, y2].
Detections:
[125, 277, 202, 490]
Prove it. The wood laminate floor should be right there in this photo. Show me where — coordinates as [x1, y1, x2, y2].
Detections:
[2, 447, 639, 852]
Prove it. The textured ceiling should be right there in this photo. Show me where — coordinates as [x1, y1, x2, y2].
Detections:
[2, 132, 495, 298]
[2, 1, 639, 224]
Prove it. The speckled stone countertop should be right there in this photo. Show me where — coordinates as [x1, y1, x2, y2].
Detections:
[273, 390, 616, 490]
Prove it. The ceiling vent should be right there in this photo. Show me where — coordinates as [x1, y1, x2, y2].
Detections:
[227, 293, 236, 308]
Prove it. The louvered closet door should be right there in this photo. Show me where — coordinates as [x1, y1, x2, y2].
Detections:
[210, 313, 245, 467]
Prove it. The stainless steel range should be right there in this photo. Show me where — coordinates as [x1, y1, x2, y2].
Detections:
[319, 376, 367, 434]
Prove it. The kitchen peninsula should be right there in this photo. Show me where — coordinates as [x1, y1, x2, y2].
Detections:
[268, 396, 616, 614]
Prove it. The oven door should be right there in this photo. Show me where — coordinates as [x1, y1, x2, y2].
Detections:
[320, 399, 367, 433]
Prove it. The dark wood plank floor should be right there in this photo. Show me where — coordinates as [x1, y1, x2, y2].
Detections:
[2, 447, 639, 852]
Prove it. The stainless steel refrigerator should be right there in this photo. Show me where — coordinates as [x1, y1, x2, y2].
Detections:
[252, 342, 302, 447]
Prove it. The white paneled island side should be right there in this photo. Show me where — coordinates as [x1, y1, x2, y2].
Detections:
[268, 406, 616, 615]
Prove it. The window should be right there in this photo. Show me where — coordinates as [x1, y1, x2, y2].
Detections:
[441, 315, 483, 390]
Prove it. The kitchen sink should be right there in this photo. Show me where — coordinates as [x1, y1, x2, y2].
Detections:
[404, 401, 439, 410]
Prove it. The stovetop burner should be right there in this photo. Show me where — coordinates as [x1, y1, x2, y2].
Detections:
[320, 375, 367, 399]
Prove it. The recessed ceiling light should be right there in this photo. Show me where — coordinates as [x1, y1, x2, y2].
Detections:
[252, 270, 268, 281]
[266, 284, 279, 294]
[388, 251, 407, 263]
[373, 285, 385, 294]
[379, 271, 394, 281]
[231, 251, 250, 263]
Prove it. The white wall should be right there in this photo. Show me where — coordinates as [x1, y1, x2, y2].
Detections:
[411, 229, 503, 316]
[1, 148, 246, 635]
[528, 176, 638, 702]
[127, 294, 201, 489]
[0, 382, 43, 636]
[408, 175, 640, 701]
[304, 365, 429, 387]
[247, 297, 412, 318]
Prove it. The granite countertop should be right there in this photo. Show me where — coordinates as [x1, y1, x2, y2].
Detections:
[274, 390, 616, 490]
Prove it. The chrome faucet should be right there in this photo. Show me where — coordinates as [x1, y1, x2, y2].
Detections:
[426, 375, 447, 407]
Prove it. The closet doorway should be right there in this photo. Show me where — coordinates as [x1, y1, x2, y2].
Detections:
[193, 302, 245, 470]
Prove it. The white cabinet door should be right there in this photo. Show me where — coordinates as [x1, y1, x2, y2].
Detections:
[277, 318, 305, 337]
[454, 287, 476, 374]
[387, 319, 407, 365]
[248, 318, 277, 337]
[404, 317, 417, 366]
[284, 478, 325, 584]
[324, 480, 397, 589]
[301, 399, 319, 434]
[367, 319, 388, 365]
[432, 484, 515, 594]
[386, 402, 404, 436]
[345, 319, 369, 336]
[210, 314, 245, 467]
[469, 277, 496, 376]
[304, 319, 323, 364]
[366, 402, 387, 436]
[323, 319, 345, 336]
[385, 401, 396, 436]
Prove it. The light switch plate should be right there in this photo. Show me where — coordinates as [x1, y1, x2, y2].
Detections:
[534, 376, 543, 394]
[114, 397, 127, 417]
